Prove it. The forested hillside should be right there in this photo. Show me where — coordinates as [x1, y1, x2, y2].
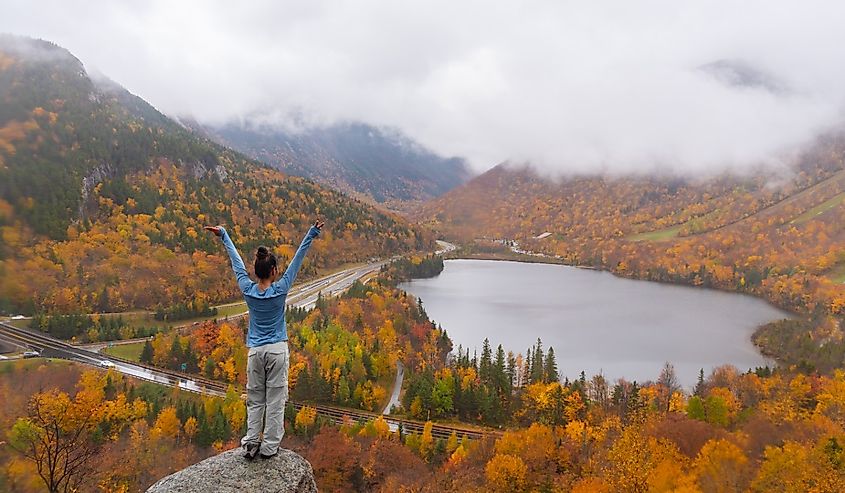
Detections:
[0, 35, 433, 315]
[202, 121, 470, 208]
[420, 138, 845, 366]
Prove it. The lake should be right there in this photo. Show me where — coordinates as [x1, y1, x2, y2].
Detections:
[400, 259, 788, 388]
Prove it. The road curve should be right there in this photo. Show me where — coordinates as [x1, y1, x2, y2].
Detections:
[382, 360, 404, 415]
[0, 244, 498, 441]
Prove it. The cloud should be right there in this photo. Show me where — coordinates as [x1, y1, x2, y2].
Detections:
[2, 0, 845, 174]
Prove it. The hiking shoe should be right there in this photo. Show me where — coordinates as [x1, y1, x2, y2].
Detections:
[259, 451, 277, 460]
[243, 442, 260, 460]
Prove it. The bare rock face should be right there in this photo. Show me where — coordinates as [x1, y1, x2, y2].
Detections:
[146, 448, 317, 493]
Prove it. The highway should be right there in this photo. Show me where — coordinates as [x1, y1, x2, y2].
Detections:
[0, 246, 499, 441]
[77, 260, 390, 353]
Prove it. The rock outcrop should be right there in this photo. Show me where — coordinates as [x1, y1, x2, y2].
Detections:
[145, 448, 317, 493]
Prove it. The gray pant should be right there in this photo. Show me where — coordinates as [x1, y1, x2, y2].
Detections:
[241, 341, 289, 456]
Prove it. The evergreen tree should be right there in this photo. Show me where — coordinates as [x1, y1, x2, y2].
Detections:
[139, 340, 154, 364]
[543, 347, 559, 383]
[315, 291, 328, 311]
[196, 412, 213, 447]
[169, 336, 183, 370]
[204, 356, 216, 379]
[479, 338, 492, 384]
[626, 381, 643, 422]
[694, 368, 706, 397]
[530, 338, 544, 384]
[183, 341, 199, 373]
[494, 344, 507, 391]
[506, 351, 516, 388]
[416, 297, 428, 322]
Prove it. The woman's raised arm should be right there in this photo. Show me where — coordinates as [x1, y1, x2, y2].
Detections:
[275, 221, 323, 294]
[205, 225, 252, 293]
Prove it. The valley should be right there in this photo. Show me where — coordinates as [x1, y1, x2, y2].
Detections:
[4, 30, 845, 493]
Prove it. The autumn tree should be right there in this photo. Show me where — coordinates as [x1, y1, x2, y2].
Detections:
[694, 438, 750, 492]
[485, 453, 528, 492]
[8, 383, 141, 493]
[657, 362, 681, 413]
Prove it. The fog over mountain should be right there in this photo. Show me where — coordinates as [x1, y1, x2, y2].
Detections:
[4, 0, 845, 175]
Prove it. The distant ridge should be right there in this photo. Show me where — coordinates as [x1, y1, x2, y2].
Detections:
[0, 34, 432, 314]
[198, 120, 471, 207]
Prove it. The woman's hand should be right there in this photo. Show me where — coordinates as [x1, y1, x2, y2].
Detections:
[203, 226, 223, 237]
[314, 220, 325, 230]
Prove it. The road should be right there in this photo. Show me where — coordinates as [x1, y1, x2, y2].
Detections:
[382, 360, 404, 415]
[435, 240, 458, 255]
[0, 243, 498, 440]
[77, 260, 390, 353]
[0, 321, 495, 440]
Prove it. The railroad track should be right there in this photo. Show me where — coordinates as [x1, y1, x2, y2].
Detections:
[0, 322, 500, 441]
[290, 402, 496, 440]
[77, 261, 387, 351]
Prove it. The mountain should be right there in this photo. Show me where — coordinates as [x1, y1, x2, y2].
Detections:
[699, 59, 789, 94]
[0, 35, 434, 315]
[419, 137, 845, 320]
[199, 121, 470, 208]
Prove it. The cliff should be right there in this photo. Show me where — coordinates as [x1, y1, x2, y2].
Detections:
[145, 448, 317, 493]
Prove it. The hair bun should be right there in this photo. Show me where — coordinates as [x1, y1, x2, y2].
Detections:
[256, 246, 269, 259]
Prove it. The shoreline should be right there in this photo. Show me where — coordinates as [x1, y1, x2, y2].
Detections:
[403, 255, 780, 386]
[440, 245, 796, 370]
[448, 248, 796, 317]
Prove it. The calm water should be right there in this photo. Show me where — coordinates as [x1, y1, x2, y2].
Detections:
[400, 259, 788, 388]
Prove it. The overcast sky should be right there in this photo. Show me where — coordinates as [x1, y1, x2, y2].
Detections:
[3, 0, 845, 174]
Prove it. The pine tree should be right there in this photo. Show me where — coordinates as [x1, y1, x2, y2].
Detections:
[184, 341, 199, 373]
[479, 338, 492, 384]
[543, 347, 559, 383]
[694, 368, 706, 397]
[506, 351, 516, 388]
[139, 340, 154, 364]
[169, 336, 183, 370]
[416, 297, 428, 321]
[204, 356, 216, 379]
[531, 338, 544, 384]
[494, 344, 507, 392]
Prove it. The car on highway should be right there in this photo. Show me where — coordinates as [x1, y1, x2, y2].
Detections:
[22, 350, 40, 358]
[100, 360, 115, 368]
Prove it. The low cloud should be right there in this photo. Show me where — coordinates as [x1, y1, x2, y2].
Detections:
[3, 0, 845, 175]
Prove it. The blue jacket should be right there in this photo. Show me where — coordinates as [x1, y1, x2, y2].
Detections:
[219, 225, 320, 347]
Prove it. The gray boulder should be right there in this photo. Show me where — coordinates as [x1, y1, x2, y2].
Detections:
[146, 448, 317, 493]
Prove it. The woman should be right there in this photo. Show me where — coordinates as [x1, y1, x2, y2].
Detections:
[204, 220, 323, 459]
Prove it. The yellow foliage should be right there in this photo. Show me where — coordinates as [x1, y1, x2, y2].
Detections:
[693, 438, 748, 493]
[153, 406, 181, 439]
[183, 416, 198, 439]
[485, 454, 528, 492]
[295, 405, 317, 432]
[372, 415, 391, 439]
[751, 439, 845, 493]
[448, 444, 468, 468]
